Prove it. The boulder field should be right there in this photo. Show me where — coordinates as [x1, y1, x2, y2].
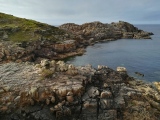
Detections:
[0, 60, 160, 120]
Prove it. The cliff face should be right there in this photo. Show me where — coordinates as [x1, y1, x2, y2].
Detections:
[0, 60, 160, 120]
[0, 13, 153, 63]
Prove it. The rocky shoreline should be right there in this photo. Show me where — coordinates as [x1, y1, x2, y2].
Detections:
[0, 18, 153, 63]
[0, 13, 158, 120]
[0, 60, 160, 120]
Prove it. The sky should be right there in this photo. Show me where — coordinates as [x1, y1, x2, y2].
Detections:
[0, 0, 160, 25]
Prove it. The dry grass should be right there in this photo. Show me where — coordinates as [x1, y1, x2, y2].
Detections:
[40, 69, 54, 79]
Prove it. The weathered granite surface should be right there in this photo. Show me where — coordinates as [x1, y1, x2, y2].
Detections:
[0, 60, 160, 120]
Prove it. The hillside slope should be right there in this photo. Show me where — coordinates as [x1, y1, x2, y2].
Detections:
[0, 12, 82, 62]
[0, 12, 67, 42]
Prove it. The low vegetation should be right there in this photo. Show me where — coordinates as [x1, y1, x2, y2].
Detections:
[40, 69, 54, 79]
[0, 12, 66, 42]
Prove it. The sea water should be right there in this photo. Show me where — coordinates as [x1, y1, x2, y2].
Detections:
[67, 25, 160, 82]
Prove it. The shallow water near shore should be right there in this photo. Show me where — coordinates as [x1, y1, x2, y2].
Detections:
[67, 24, 160, 82]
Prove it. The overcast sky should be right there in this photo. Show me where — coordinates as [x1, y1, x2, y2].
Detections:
[0, 0, 160, 25]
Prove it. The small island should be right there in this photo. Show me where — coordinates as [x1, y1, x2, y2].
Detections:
[1, 12, 160, 120]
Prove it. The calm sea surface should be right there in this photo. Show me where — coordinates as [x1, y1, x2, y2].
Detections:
[67, 25, 160, 82]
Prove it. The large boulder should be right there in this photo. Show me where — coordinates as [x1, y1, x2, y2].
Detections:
[117, 67, 127, 72]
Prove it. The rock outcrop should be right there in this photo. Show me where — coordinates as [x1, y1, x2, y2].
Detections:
[0, 40, 85, 63]
[0, 60, 160, 120]
[59, 21, 153, 44]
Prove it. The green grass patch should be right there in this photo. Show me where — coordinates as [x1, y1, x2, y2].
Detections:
[0, 12, 66, 43]
[9, 31, 39, 42]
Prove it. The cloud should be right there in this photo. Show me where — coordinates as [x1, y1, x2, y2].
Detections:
[0, 0, 160, 25]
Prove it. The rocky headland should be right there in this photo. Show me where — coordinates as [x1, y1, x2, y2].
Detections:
[59, 21, 153, 43]
[0, 12, 153, 63]
[0, 60, 160, 120]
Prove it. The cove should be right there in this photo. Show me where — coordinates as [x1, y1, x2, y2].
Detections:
[67, 25, 160, 82]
